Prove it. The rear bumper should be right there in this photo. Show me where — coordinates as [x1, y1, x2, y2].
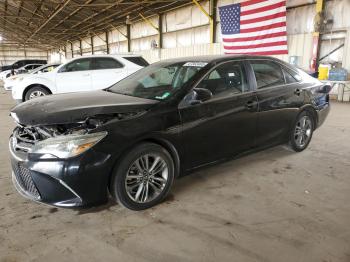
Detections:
[316, 103, 330, 128]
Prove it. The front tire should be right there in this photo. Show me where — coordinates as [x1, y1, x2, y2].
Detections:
[24, 86, 50, 101]
[110, 143, 175, 211]
[289, 111, 314, 152]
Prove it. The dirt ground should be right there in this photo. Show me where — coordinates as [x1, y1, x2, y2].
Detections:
[0, 88, 349, 262]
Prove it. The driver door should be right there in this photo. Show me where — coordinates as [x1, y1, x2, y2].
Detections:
[55, 58, 93, 94]
[179, 61, 258, 169]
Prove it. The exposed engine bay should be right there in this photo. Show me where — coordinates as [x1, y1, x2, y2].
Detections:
[12, 113, 139, 152]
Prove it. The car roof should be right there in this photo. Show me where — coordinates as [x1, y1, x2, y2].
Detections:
[22, 63, 44, 67]
[69, 54, 144, 60]
[155, 55, 285, 64]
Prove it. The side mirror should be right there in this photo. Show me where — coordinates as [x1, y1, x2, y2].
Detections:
[190, 88, 213, 105]
[318, 84, 332, 94]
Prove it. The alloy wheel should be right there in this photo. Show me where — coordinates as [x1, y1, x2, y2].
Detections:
[125, 154, 168, 203]
[29, 90, 46, 100]
[294, 116, 312, 148]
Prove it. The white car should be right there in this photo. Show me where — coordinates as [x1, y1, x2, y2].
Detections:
[12, 54, 148, 103]
[0, 69, 12, 81]
[1, 64, 43, 81]
[15, 64, 45, 75]
[4, 63, 60, 91]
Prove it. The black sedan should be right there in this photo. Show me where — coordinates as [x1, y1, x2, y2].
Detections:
[9, 55, 330, 210]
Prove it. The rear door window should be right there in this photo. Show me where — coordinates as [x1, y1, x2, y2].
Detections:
[92, 58, 123, 70]
[60, 58, 92, 72]
[250, 60, 285, 89]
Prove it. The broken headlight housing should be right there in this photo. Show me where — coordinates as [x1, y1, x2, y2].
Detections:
[30, 131, 107, 159]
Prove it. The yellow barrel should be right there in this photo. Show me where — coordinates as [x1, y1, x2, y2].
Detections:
[318, 65, 329, 80]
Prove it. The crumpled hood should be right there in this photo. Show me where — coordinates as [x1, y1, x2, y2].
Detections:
[11, 90, 158, 126]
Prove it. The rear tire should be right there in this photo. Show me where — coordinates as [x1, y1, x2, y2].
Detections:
[24, 86, 50, 101]
[110, 143, 175, 211]
[289, 111, 314, 152]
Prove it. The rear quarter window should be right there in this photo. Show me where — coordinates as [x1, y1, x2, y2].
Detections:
[250, 60, 285, 89]
[123, 57, 149, 67]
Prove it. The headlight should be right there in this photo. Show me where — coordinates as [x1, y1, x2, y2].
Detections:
[30, 132, 107, 158]
[17, 77, 24, 82]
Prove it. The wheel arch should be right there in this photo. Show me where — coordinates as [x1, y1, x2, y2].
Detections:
[109, 136, 181, 185]
[107, 136, 181, 199]
[140, 137, 181, 178]
[22, 84, 52, 101]
[299, 105, 318, 130]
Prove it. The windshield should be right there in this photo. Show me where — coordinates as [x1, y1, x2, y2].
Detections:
[31, 64, 60, 74]
[108, 61, 207, 100]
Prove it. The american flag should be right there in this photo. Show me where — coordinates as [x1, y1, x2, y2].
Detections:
[219, 0, 288, 55]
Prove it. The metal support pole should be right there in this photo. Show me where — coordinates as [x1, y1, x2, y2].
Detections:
[91, 36, 94, 54]
[106, 31, 110, 54]
[127, 24, 131, 53]
[79, 40, 83, 56]
[311, 0, 326, 72]
[158, 14, 163, 49]
[210, 0, 217, 43]
[71, 42, 74, 58]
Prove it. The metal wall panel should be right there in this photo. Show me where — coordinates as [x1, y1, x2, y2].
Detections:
[131, 17, 158, 39]
[131, 35, 158, 51]
[109, 41, 128, 54]
[109, 27, 128, 43]
[163, 1, 209, 33]
[93, 33, 106, 47]
[0, 46, 47, 66]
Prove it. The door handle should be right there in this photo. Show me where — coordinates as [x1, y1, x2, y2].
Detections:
[294, 88, 302, 96]
[245, 100, 257, 110]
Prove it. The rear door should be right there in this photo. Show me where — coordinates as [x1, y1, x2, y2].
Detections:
[179, 60, 258, 168]
[55, 58, 93, 93]
[91, 57, 128, 90]
[248, 59, 304, 146]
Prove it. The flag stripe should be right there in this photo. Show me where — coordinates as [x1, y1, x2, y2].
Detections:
[224, 36, 287, 47]
[240, 22, 286, 33]
[240, 11, 286, 25]
[223, 27, 287, 40]
[241, 1, 285, 16]
[241, 16, 286, 29]
[223, 31, 287, 43]
[241, 6, 286, 20]
[240, 0, 267, 7]
[224, 41, 287, 50]
[225, 50, 288, 56]
[241, 0, 285, 12]
[224, 45, 288, 53]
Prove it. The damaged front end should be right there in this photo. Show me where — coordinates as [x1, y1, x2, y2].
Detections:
[9, 112, 141, 207]
[8, 90, 158, 207]
[11, 116, 108, 155]
[11, 112, 141, 156]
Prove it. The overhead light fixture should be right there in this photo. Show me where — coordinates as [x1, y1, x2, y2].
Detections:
[126, 15, 131, 25]
[0, 35, 2, 42]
